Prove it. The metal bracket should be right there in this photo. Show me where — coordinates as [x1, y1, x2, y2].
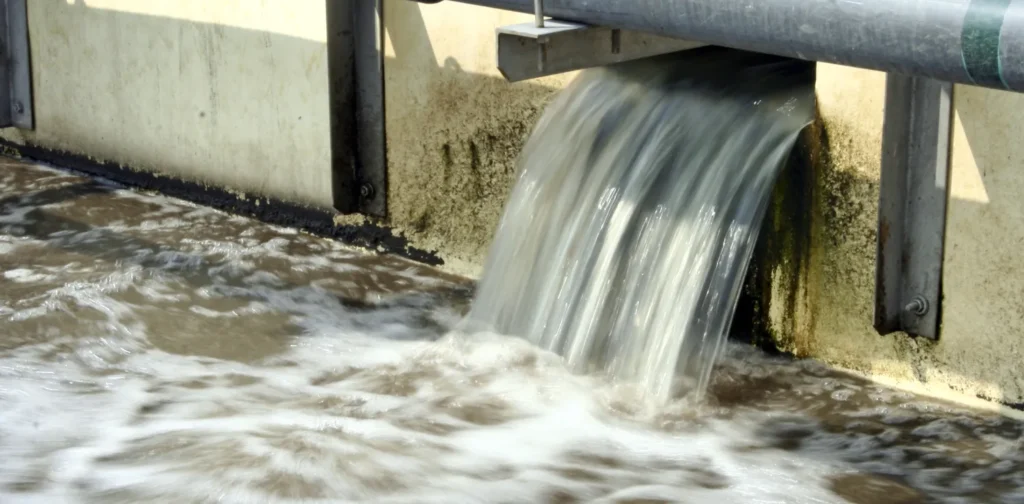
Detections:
[874, 74, 954, 340]
[326, 0, 387, 217]
[0, 0, 33, 129]
[496, 20, 705, 82]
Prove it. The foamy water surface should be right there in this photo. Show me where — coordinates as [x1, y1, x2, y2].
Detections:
[2, 159, 1023, 503]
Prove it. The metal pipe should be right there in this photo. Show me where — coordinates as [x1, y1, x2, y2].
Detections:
[534, 0, 544, 28]
[450, 0, 1024, 92]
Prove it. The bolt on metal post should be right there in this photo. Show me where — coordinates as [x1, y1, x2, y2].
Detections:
[359, 183, 375, 200]
[904, 295, 929, 317]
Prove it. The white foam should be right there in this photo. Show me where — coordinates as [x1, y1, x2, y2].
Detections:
[0, 316, 854, 503]
[2, 161, 1023, 503]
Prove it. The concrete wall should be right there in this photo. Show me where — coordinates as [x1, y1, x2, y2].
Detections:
[6, 1, 1024, 408]
[4, 0, 333, 208]
[4, 0, 565, 277]
[760, 63, 1024, 409]
[376, 1, 576, 276]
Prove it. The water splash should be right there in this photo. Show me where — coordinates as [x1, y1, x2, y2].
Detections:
[466, 50, 815, 401]
[4, 155, 1024, 504]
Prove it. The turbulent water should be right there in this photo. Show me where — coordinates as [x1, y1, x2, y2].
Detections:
[467, 51, 815, 401]
[3, 160, 1024, 503]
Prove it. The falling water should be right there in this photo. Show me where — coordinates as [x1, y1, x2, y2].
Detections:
[466, 49, 815, 401]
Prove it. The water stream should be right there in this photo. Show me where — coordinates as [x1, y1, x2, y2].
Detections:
[467, 51, 814, 401]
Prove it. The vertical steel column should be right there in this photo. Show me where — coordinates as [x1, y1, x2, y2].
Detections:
[353, 0, 387, 217]
[326, 0, 387, 217]
[0, 0, 33, 130]
[326, 0, 358, 214]
[874, 75, 954, 340]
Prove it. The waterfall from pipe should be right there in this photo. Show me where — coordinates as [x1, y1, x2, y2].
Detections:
[464, 50, 815, 402]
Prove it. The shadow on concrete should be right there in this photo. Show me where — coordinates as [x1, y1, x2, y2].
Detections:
[940, 86, 1024, 407]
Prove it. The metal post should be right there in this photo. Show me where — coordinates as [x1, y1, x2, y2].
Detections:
[352, 0, 388, 217]
[534, 0, 544, 27]
[326, 0, 387, 217]
[874, 74, 954, 340]
[0, 0, 33, 130]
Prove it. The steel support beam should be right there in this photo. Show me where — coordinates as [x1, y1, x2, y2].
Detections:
[326, 0, 387, 217]
[352, 0, 387, 217]
[448, 0, 1024, 93]
[0, 0, 33, 130]
[874, 75, 954, 340]
[496, 21, 705, 82]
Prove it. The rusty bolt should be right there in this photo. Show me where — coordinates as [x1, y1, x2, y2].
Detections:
[904, 296, 929, 317]
[359, 183, 375, 200]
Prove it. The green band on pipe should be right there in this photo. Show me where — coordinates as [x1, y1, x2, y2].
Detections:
[962, 0, 1011, 89]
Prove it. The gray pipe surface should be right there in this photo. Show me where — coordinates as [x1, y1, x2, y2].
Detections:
[451, 0, 1024, 92]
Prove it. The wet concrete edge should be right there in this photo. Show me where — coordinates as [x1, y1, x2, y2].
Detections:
[0, 140, 445, 267]
[978, 394, 1024, 412]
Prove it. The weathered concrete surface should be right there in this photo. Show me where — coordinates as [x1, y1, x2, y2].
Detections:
[378, 1, 575, 277]
[1, 0, 333, 208]
[942, 85, 1024, 404]
[759, 63, 1024, 408]
[2, 0, 575, 277]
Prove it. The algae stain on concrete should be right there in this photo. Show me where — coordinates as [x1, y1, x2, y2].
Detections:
[746, 96, 892, 368]
[744, 123, 816, 354]
[385, 62, 563, 277]
[750, 66, 1024, 407]
[798, 110, 965, 383]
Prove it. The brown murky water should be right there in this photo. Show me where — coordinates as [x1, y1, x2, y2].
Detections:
[2, 158, 1024, 503]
